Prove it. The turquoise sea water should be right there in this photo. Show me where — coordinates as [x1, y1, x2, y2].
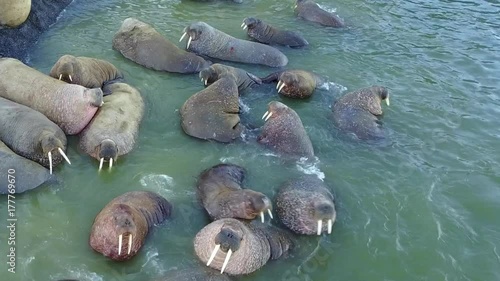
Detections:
[1, 0, 500, 280]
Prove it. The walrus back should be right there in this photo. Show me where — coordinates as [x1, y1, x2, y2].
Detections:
[110, 191, 172, 226]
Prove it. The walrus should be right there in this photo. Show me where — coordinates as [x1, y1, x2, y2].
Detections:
[180, 76, 243, 143]
[332, 85, 390, 140]
[89, 191, 172, 261]
[0, 58, 103, 135]
[112, 18, 210, 74]
[258, 101, 314, 159]
[154, 267, 233, 281]
[0, 140, 56, 194]
[275, 175, 336, 236]
[294, 0, 345, 27]
[0, 0, 31, 28]
[197, 163, 273, 222]
[261, 69, 323, 99]
[241, 17, 308, 47]
[194, 218, 292, 275]
[79, 82, 144, 170]
[199, 63, 261, 92]
[49, 55, 123, 89]
[0, 97, 71, 174]
[180, 22, 288, 67]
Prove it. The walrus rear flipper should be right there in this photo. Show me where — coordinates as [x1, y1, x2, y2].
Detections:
[102, 78, 126, 96]
[246, 72, 262, 85]
[251, 222, 293, 260]
[138, 192, 172, 226]
[260, 71, 282, 83]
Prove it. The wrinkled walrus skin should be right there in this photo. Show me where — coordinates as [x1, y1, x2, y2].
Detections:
[295, 0, 345, 27]
[49, 55, 123, 89]
[194, 218, 292, 275]
[79, 82, 144, 168]
[275, 175, 336, 236]
[0, 97, 68, 172]
[197, 163, 273, 222]
[89, 191, 172, 261]
[261, 69, 322, 99]
[181, 22, 288, 67]
[241, 17, 309, 47]
[199, 63, 262, 92]
[112, 18, 210, 74]
[180, 77, 243, 143]
[332, 85, 390, 140]
[0, 58, 103, 135]
[0, 140, 55, 195]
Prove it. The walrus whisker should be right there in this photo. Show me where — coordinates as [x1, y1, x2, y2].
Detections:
[48, 151, 53, 174]
[262, 111, 269, 120]
[207, 244, 220, 266]
[264, 112, 273, 122]
[109, 158, 113, 170]
[68, 75, 72, 82]
[278, 82, 286, 93]
[260, 212, 265, 223]
[267, 209, 273, 219]
[99, 157, 104, 171]
[187, 36, 193, 50]
[58, 74, 62, 80]
[179, 32, 187, 42]
[118, 234, 123, 255]
[127, 234, 133, 255]
[58, 147, 71, 165]
[220, 249, 232, 274]
[327, 219, 332, 234]
[317, 219, 322, 236]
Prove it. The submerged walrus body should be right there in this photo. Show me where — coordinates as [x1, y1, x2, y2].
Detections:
[89, 191, 172, 261]
[79, 82, 144, 170]
[261, 69, 323, 99]
[197, 163, 273, 222]
[0, 58, 103, 135]
[194, 218, 292, 275]
[294, 0, 345, 27]
[275, 175, 336, 236]
[241, 17, 309, 47]
[0, 97, 71, 174]
[199, 63, 262, 92]
[49, 55, 123, 89]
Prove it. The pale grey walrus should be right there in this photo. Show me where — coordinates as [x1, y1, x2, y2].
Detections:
[332, 85, 390, 140]
[275, 175, 336, 236]
[241, 17, 308, 47]
[112, 18, 210, 74]
[261, 69, 323, 99]
[194, 218, 292, 275]
[154, 267, 233, 281]
[180, 77, 243, 143]
[180, 22, 288, 67]
[89, 191, 172, 261]
[258, 101, 314, 159]
[79, 82, 144, 170]
[49, 55, 123, 89]
[197, 163, 273, 222]
[199, 63, 262, 92]
[0, 97, 71, 174]
[0, 58, 103, 135]
[0, 140, 56, 194]
[294, 0, 345, 27]
[0, 0, 31, 28]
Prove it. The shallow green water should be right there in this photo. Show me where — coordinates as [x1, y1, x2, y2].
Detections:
[1, 0, 500, 280]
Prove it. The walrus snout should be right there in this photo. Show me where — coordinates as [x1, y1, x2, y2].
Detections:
[261, 101, 285, 122]
[84, 87, 104, 107]
[98, 139, 118, 171]
[248, 193, 273, 223]
[241, 17, 259, 30]
[180, 23, 204, 50]
[313, 201, 336, 235]
[375, 86, 390, 106]
[39, 132, 71, 174]
[206, 223, 243, 273]
[50, 55, 78, 83]
[199, 67, 218, 86]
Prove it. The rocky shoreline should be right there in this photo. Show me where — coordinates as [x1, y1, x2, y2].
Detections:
[0, 0, 73, 63]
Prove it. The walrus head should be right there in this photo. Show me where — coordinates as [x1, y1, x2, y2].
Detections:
[207, 221, 244, 274]
[199, 66, 218, 87]
[179, 22, 211, 50]
[357, 86, 390, 116]
[276, 72, 301, 95]
[39, 131, 71, 174]
[241, 17, 261, 31]
[97, 139, 118, 171]
[312, 201, 337, 235]
[260, 101, 290, 123]
[224, 190, 273, 223]
[51, 55, 80, 84]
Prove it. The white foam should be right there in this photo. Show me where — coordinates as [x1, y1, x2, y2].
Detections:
[239, 98, 251, 113]
[319, 81, 348, 93]
[140, 174, 175, 189]
[51, 268, 103, 281]
[318, 4, 337, 13]
[296, 157, 325, 180]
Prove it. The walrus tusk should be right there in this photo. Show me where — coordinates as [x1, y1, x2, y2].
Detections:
[127, 234, 133, 255]
[264, 112, 273, 122]
[240, 22, 245, 28]
[262, 111, 269, 120]
[68, 75, 72, 82]
[267, 209, 273, 219]
[118, 234, 123, 256]
[48, 151, 53, 174]
[58, 148, 71, 165]
[179, 32, 187, 42]
[242, 24, 248, 30]
[276, 80, 282, 90]
[278, 82, 286, 93]
[204, 79, 207, 86]
[200, 77, 204, 82]
[187, 36, 193, 50]
[206, 244, 220, 266]
[109, 158, 113, 170]
[220, 249, 232, 274]
[260, 212, 265, 223]
[317, 219, 323, 236]
[327, 219, 333, 234]
[58, 74, 62, 80]
[99, 158, 104, 171]
[386, 96, 390, 106]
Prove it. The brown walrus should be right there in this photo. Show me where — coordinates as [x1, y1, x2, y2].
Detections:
[294, 0, 345, 27]
[275, 175, 336, 236]
[197, 163, 273, 222]
[199, 63, 262, 92]
[0, 97, 71, 174]
[112, 18, 210, 74]
[194, 218, 292, 275]
[332, 85, 390, 140]
[180, 76, 243, 143]
[89, 191, 172, 261]
[261, 69, 323, 99]
[79, 82, 144, 170]
[0, 58, 103, 135]
[258, 101, 314, 159]
[49, 55, 123, 89]
[241, 17, 309, 47]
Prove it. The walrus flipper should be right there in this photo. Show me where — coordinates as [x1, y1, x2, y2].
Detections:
[250, 222, 293, 260]
[246, 72, 262, 85]
[260, 71, 282, 83]
[138, 192, 172, 226]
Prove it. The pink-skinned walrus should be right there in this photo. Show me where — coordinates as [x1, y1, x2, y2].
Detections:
[0, 58, 103, 135]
